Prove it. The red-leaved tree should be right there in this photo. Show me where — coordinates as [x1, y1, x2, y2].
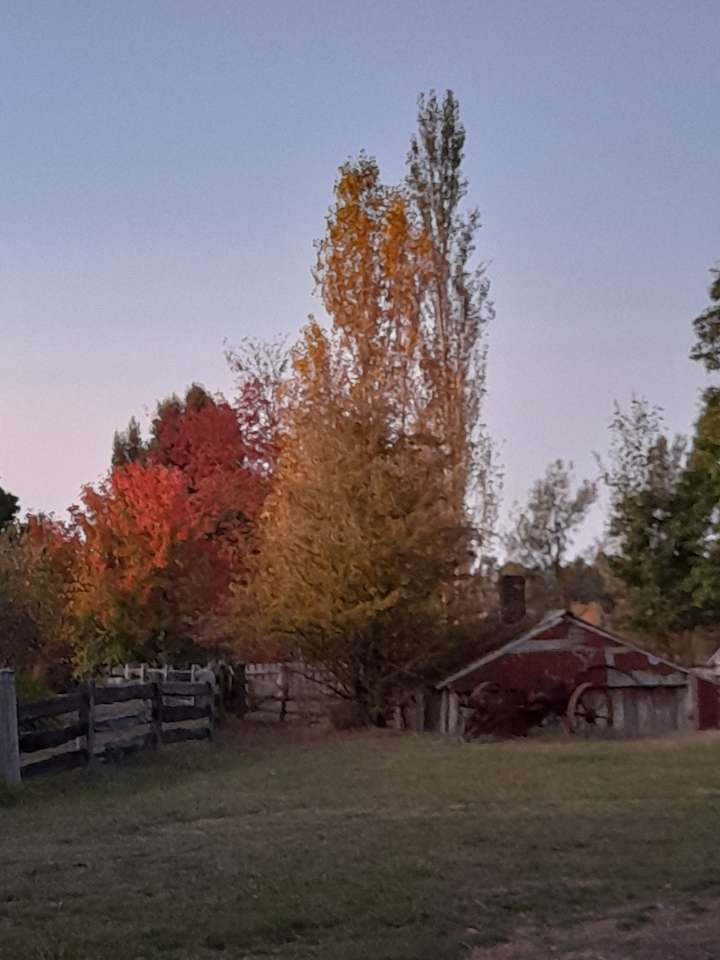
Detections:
[70, 386, 270, 671]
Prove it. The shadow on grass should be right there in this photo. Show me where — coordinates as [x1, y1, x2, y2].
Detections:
[0, 733, 241, 813]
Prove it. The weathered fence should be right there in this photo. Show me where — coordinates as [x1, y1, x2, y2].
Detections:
[108, 662, 239, 717]
[109, 664, 215, 683]
[112, 660, 339, 722]
[244, 661, 339, 721]
[0, 668, 214, 785]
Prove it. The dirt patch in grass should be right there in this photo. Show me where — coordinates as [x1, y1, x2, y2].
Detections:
[471, 901, 720, 959]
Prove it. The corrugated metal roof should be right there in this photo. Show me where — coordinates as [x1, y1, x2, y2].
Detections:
[436, 609, 713, 691]
[436, 610, 566, 689]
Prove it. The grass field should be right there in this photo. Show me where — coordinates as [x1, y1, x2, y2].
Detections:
[1, 725, 720, 960]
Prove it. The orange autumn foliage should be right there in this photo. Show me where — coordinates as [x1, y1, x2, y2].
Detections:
[70, 463, 218, 669]
[69, 389, 270, 671]
[314, 157, 431, 424]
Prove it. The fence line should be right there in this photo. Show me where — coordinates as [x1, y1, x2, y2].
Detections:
[0, 669, 214, 786]
[112, 660, 341, 721]
[242, 661, 340, 720]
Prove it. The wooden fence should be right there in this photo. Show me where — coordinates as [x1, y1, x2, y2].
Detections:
[244, 661, 339, 720]
[108, 664, 217, 683]
[0, 668, 214, 786]
[113, 660, 338, 721]
[108, 663, 239, 715]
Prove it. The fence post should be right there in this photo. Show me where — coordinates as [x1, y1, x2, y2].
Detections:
[278, 664, 289, 722]
[206, 681, 216, 741]
[151, 681, 163, 748]
[0, 669, 21, 786]
[81, 681, 96, 767]
[235, 663, 247, 717]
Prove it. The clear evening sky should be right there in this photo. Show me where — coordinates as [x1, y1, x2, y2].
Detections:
[1, 1, 718, 549]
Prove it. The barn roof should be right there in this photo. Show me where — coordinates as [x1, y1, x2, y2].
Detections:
[436, 609, 704, 691]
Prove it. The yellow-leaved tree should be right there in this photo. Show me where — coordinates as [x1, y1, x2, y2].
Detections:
[243, 93, 496, 722]
[253, 321, 473, 723]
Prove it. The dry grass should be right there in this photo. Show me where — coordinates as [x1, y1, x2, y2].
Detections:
[1, 724, 720, 959]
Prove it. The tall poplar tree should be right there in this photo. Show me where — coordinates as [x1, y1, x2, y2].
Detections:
[406, 90, 496, 540]
[250, 93, 492, 721]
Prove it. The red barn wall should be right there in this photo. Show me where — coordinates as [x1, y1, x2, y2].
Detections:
[453, 622, 681, 694]
[444, 618, 719, 737]
[697, 678, 720, 730]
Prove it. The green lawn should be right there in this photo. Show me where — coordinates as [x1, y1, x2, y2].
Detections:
[1, 725, 720, 960]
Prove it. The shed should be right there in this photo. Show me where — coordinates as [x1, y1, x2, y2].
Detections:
[428, 609, 720, 739]
[706, 647, 720, 680]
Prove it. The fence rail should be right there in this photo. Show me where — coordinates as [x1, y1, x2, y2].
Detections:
[0, 668, 214, 786]
[113, 660, 341, 722]
[18, 691, 84, 722]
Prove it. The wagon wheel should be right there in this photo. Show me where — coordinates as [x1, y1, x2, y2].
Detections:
[566, 682, 613, 736]
[459, 682, 503, 741]
[468, 681, 502, 706]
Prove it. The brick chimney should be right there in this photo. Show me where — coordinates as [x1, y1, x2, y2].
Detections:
[499, 574, 526, 625]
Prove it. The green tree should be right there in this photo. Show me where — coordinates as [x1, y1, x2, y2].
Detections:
[0, 485, 19, 531]
[505, 459, 597, 588]
[111, 416, 147, 468]
[677, 388, 720, 631]
[601, 398, 693, 643]
[599, 263, 720, 657]
[561, 554, 613, 608]
[690, 265, 720, 371]
[681, 263, 720, 631]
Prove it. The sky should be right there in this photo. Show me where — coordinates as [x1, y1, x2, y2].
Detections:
[1, 0, 719, 550]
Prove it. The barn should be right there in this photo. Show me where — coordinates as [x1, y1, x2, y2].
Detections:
[705, 646, 720, 681]
[426, 592, 720, 739]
